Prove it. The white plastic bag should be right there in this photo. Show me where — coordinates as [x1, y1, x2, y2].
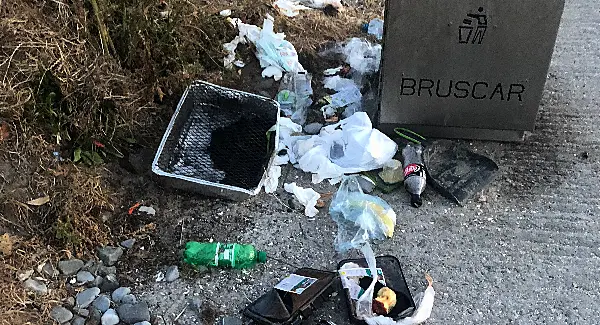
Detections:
[342, 38, 382, 74]
[293, 112, 397, 183]
[284, 182, 321, 217]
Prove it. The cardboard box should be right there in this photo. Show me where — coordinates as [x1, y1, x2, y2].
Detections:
[378, 0, 565, 141]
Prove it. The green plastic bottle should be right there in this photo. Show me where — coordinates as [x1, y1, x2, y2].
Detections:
[183, 241, 267, 269]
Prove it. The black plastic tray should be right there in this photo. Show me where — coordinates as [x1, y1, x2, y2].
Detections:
[244, 268, 336, 325]
[338, 255, 415, 324]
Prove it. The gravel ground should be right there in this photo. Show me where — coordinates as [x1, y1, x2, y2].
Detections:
[132, 1, 600, 324]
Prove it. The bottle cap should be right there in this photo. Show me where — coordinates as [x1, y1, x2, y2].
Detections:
[410, 194, 423, 208]
[257, 251, 267, 263]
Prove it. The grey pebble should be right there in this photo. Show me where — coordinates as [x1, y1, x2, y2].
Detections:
[120, 239, 136, 249]
[76, 287, 100, 308]
[304, 122, 324, 135]
[92, 295, 111, 313]
[133, 322, 151, 325]
[72, 316, 86, 325]
[41, 262, 58, 278]
[111, 287, 131, 303]
[100, 274, 119, 293]
[92, 275, 104, 287]
[117, 302, 150, 324]
[58, 259, 84, 276]
[122, 294, 137, 304]
[66, 296, 75, 307]
[101, 308, 119, 325]
[50, 306, 73, 323]
[98, 265, 116, 277]
[97, 246, 124, 266]
[74, 307, 90, 317]
[165, 265, 179, 282]
[77, 270, 95, 284]
[88, 307, 102, 325]
[23, 278, 47, 295]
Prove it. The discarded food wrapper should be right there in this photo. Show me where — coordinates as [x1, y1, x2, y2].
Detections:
[244, 268, 336, 325]
[284, 182, 321, 217]
[220, 9, 232, 17]
[364, 274, 435, 325]
[275, 273, 318, 294]
[293, 112, 397, 183]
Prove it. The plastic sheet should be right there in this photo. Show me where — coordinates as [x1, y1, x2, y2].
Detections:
[293, 112, 397, 183]
[329, 176, 396, 252]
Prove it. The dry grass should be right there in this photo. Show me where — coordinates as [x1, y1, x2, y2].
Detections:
[0, 0, 383, 323]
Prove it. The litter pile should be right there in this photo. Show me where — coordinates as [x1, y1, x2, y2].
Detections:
[147, 6, 501, 325]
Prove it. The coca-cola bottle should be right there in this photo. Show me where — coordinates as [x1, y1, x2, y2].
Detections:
[402, 143, 426, 207]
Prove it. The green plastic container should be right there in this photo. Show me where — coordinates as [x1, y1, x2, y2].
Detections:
[183, 241, 267, 269]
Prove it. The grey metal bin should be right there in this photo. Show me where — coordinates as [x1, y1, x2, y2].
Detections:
[378, 0, 565, 141]
[152, 81, 280, 201]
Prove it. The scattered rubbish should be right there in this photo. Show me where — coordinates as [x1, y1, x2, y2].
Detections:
[128, 202, 141, 215]
[338, 256, 422, 323]
[0, 233, 13, 256]
[223, 36, 247, 69]
[138, 206, 156, 216]
[330, 176, 396, 252]
[155, 271, 165, 282]
[277, 71, 313, 125]
[378, 159, 403, 185]
[220, 9, 232, 17]
[423, 140, 499, 206]
[26, 195, 50, 206]
[228, 15, 304, 80]
[244, 268, 336, 325]
[293, 112, 397, 183]
[264, 165, 282, 193]
[395, 128, 499, 205]
[321, 76, 362, 119]
[183, 242, 267, 269]
[273, 0, 311, 17]
[402, 143, 426, 208]
[284, 182, 321, 217]
[340, 38, 382, 75]
[364, 274, 435, 325]
[152, 81, 279, 201]
[363, 18, 384, 40]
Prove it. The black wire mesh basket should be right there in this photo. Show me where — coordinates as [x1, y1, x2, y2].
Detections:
[152, 81, 280, 200]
